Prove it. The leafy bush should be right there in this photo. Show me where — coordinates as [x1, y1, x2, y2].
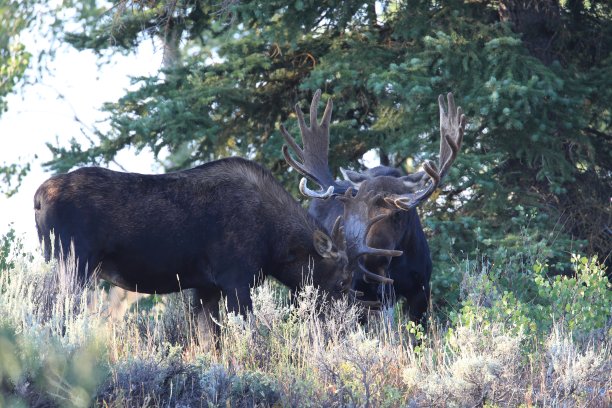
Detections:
[533, 255, 611, 335]
[231, 370, 281, 406]
[0, 225, 23, 272]
[450, 254, 611, 343]
[428, 204, 583, 313]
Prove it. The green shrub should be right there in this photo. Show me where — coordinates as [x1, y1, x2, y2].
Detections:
[0, 225, 20, 272]
[0, 325, 108, 408]
[231, 370, 280, 406]
[533, 254, 611, 335]
[450, 254, 611, 345]
[429, 205, 582, 313]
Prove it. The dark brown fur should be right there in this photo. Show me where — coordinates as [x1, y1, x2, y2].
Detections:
[34, 157, 350, 321]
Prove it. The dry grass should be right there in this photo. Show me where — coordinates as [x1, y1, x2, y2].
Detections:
[0, 248, 610, 407]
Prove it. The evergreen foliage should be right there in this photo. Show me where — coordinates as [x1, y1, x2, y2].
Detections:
[28, 1, 612, 307]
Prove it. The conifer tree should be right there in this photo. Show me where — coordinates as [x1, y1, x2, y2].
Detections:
[40, 1, 612, 300]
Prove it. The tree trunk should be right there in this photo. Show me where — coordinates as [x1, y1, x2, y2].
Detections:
[162, 19, 183, 69]
[498, 0, 561, 65]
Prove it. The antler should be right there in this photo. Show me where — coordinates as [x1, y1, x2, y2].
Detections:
[339, 188, 403, 285]
[438, 92, 466, 180]
[386, 92, 466, 211]
[330, 214, 346, 254]
[281, 89, 345, 199]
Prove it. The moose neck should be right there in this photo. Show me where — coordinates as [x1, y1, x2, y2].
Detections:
[221, 157, 335, 294]
[267, 209, 331, 293]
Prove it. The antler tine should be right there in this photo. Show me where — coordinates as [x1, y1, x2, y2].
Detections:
[331, 215, 346, 252]
[280, 124, 304, 161]
[360, 264, 394, 285]
[423, 160, 441, 185]
[438, 92, 466, 179]
[361, 246, 403, 258]
[349, 289, 365, 298]
[299, 177, 334, 199]
[357, 299, 384, 309]
[439, 133, 460, 177]
[281, 143, 306, 177]
[281, 89, 345, 199]
[320, 92, 334, 129]
[295, 100, 308, 138]
[349, 289, 385, 310]
[309, 89, 321, 128]
[387, 162, 439, 211]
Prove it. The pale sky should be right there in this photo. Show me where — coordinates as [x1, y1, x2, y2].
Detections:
[0, 35, 164, 251]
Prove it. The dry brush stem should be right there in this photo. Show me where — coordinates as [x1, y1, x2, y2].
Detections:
[1, 252, 610, 406]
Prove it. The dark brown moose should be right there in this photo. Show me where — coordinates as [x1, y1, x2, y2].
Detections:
[34, 157, 351, 322]
[281, 90, 466, 321]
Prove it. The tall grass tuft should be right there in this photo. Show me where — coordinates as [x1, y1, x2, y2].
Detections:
[0, 237, 610, 406]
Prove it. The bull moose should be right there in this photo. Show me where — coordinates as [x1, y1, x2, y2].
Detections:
[34, 156, 352, 322]
[281, 90, 466, 321]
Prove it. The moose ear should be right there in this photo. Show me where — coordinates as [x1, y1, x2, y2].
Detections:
[340, 167, 368, 187]
[400, 171, 427, 191]
[313, 230, 338, 259]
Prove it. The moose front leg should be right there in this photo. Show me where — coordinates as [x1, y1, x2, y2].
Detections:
[193, 287, 223, 347]
[404, 284, 430, 324]
[222, 285, 253, 317]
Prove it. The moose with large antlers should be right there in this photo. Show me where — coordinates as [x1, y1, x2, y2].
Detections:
[34, 157, 352, 324]
[281, 90, 466, 321]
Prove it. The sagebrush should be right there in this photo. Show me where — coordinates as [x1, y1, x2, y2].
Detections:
[0, 232, 609, 407]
